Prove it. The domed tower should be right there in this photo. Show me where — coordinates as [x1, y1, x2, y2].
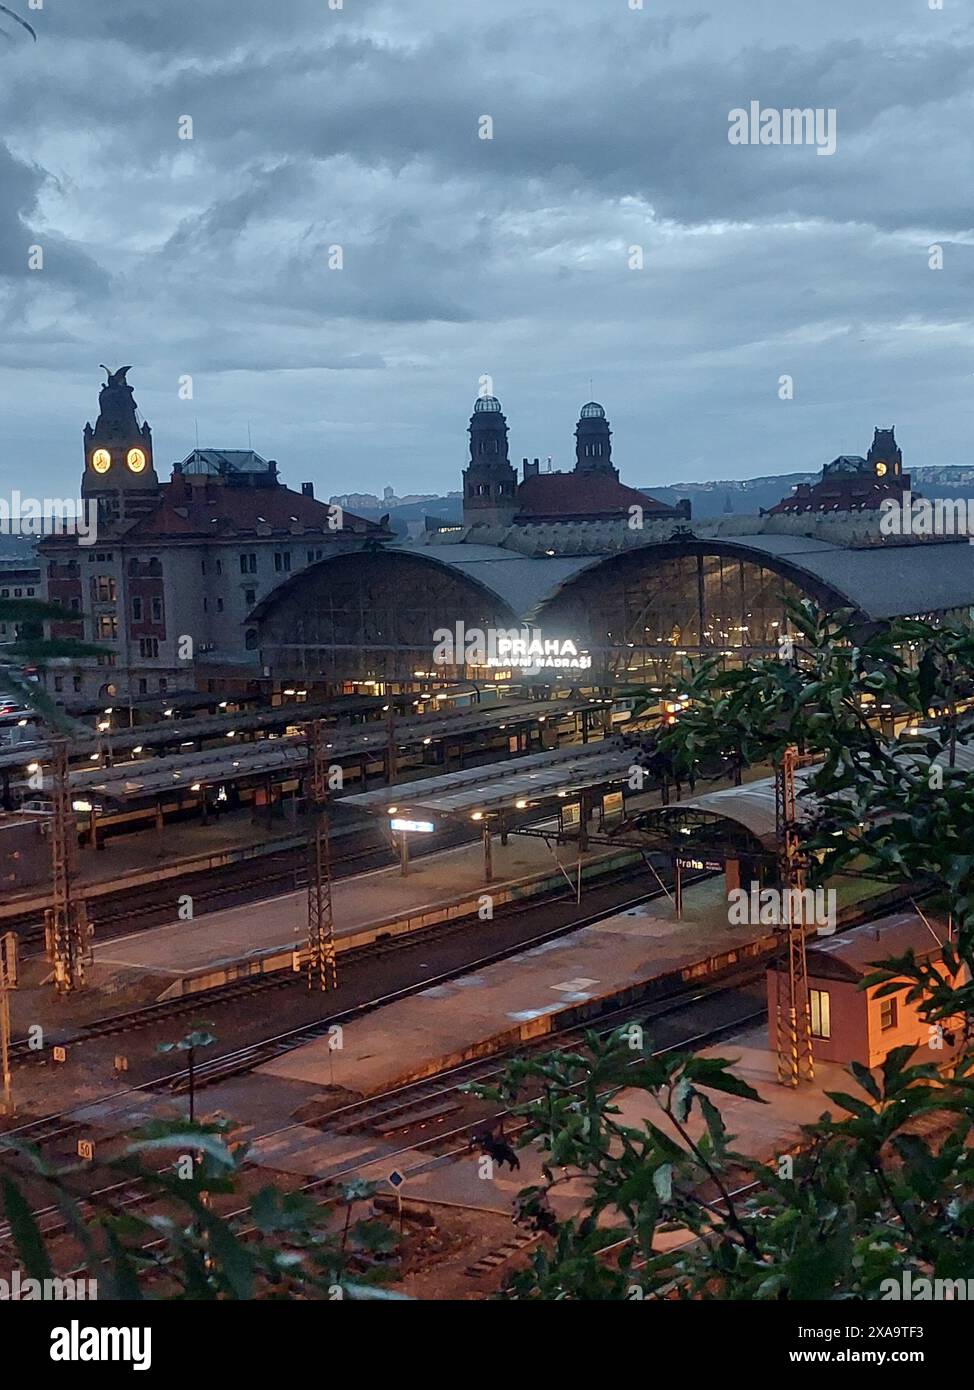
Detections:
[462, 393, 518, 526]
[82, 366, 161, 526]
[574, 401, 616, 477]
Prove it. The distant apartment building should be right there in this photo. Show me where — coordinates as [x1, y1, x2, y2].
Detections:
[38, 367, 388, 707]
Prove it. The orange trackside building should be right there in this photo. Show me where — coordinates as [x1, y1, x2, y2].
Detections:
[766, 912, 959, 1070]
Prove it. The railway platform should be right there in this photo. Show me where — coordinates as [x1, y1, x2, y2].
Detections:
[256, 876, 770, 1096]
[91, 834, 643, 996]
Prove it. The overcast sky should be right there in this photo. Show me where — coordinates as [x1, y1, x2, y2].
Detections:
[1, 0, 972, 500]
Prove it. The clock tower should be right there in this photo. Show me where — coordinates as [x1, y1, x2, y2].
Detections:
[82, 366, 161, 525]
[866, 426, 903, 481]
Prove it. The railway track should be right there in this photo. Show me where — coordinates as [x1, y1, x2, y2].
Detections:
[0, 975, 764, 1259]
[3, 868, 710, 1088]
[6, 821, 475, 950]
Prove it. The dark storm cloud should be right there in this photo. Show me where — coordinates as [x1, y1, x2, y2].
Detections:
[0, 0, 973, 498]
[0, 142, 107, 289]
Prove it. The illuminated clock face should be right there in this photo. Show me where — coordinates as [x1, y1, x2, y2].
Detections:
[875, 461, 888, 477]
[127, 447, 147, 474]
[91, 448, 112, 474]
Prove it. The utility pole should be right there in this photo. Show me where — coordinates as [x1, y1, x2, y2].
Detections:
[0, 931, 17, 1115]
[47, 739, 90, 996]
[774, 745, 814, 1087]
[385, 699, 398, 786]
[306, 720, 337, 992]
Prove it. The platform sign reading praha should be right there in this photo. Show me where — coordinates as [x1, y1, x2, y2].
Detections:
[391, 818, 435, 834]
[676, 854, 724, 873]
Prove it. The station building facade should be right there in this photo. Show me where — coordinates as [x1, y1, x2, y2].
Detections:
[250, 397, 974, 693]
[38, 368, 387, 708]
[253, 525, 974, 693]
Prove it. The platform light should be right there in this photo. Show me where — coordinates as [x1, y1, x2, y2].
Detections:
[471, 811, 483, 821]
[97, 721, 110, 731]
[391, 817, 434, 834]
[191, 783, 201, 791]
[227, 730, 236, 737]
[515, 798, 528, 809]
[132, 745, 143, 754]
[72, 799, 93, 812]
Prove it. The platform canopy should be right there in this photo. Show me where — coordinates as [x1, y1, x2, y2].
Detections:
[659, 732, 974, 850]
[51, 697, 597, 806]
[340, 738, 631, 824]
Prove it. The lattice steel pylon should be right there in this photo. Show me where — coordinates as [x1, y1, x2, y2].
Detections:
[47, 739, 91, 995]
[773, 745, 815, 1087]
[305, 720, 337, 992]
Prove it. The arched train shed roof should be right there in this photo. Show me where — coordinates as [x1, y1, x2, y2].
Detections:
[249, 534, 974, 628]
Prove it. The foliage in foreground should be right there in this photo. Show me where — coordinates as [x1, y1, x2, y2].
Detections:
[0, 1117, 403, 1300]
[489, 603, 974, 1298]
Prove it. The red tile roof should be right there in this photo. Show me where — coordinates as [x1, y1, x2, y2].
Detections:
[121, 481, 383, 540]
[515, 471, 677, 520]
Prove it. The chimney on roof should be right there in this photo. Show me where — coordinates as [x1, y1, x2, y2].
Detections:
[301, 482, 314, 498]
[523, 458, 539, 480]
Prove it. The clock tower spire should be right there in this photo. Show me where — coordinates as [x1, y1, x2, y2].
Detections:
[82, 366, 160, 526]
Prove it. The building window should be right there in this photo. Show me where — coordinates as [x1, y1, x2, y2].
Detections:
[244, 588, 256, 606]
[239, 553, 257, 574]
[809, 989, 831, 1039]
[306, 548, 323, 564]
[54, 676, 63, 692]
[132, 596, 143, 622]
[139, 678, 148, 694]
[274, 551, 291, 572]
[217, 598, 224, 612]
[216, 559, 223, 575]
[73, 676, 82, 693]
[159, 678, 168, 692]
[96, 615, 118, 640]
[201, 560, 207, 576]
[880, 997, 898, 1032]
[139, 637, 159, 658]
[70, 597, 81, 613]
[151, 597, 163, 623]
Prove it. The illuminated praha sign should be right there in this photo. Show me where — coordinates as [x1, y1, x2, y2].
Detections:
[487, 637, 592, 672]
[391, 817, 435, 834]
